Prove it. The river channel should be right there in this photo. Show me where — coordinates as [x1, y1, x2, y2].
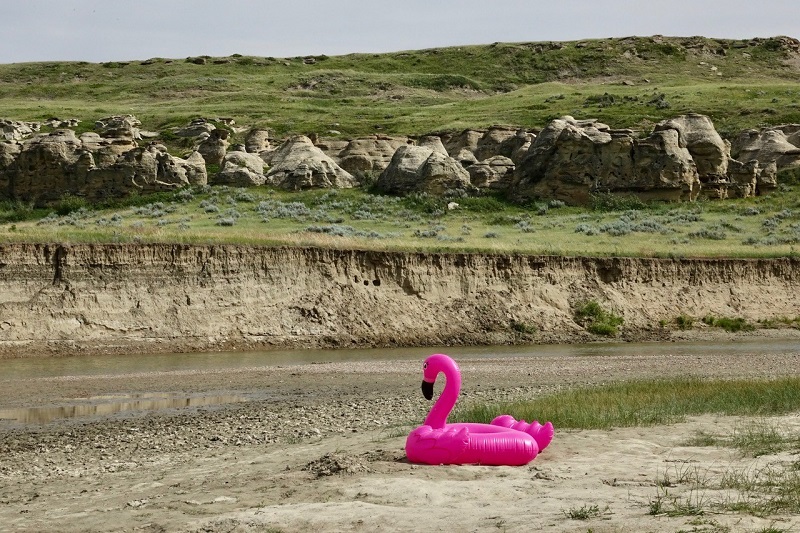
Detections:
[1, 337, 799, 427]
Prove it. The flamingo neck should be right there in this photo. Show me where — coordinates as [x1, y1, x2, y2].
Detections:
[423, 361, 461, 429]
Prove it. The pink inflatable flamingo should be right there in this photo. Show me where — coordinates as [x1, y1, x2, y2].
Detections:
[405, 354, 553, 466]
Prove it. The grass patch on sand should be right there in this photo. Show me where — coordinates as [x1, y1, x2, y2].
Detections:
[453, 377, 800, 430]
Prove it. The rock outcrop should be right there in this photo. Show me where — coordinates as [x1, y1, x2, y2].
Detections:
[335, 135, 410, 176]
[1, 126, 206, 204]
[654, 114, 729, 180]
[2, 243, 799, 356]
[512, 116, 700, 204]
[264, 135, 357, 190]
[214, 151, 267, 186]
[730, 125, 800, 170]
[467, 156, 515, 192]
[197, 129, 230, 166]
[1, 119, 40, 141]
[376, 143, 471, 196]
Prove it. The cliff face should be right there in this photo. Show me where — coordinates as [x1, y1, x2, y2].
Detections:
[1, 243, 798, 356]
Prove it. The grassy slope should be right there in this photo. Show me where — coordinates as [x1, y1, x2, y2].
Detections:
[2, 35, 800, 256]
[1, 36, 799, 139]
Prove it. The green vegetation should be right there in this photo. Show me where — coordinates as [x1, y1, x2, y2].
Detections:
[4, 185, 800, 260]
[1, 36, 799, 141]
[574, 300, 624, 336]
[453, 377, 800, 430]
[453, 376, 800, 521]
[3, 36, 800, 260]
[702, 315, 756, 332]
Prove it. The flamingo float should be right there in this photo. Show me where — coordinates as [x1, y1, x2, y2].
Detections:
[405, 353, 554, 466]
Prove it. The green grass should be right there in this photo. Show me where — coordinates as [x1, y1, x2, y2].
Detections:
[574, 300, 624, 336]
[453, 377, 800, 430]
[4, 185, 800, 259]
[1, 36, 799, 143]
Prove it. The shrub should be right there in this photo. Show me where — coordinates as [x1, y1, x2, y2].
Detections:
[675, 314, 694, 330]
[574, 300, 624, 336]
[511, 320, 537, 335]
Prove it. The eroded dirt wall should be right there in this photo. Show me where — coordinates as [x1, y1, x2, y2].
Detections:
[1, 243, 798, 356]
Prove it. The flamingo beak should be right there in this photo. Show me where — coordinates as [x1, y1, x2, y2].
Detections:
[421, 380, 434, 400]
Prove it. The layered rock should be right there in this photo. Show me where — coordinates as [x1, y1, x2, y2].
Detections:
[197, 128, 230, 166]
[2, 127, 205, 204]
[245, 128, 272, 154]
[335, 135, 410, 176]
[376, 143, 471, 195]
[1, 119, 40, 141]
[654, 114, 729, 179]
[265, 135, 356, 190]
[512, 116, 700, 204]
[214, 151, 267, 186]
[730, 125, 800, 170]
[468, 156, 515, 192]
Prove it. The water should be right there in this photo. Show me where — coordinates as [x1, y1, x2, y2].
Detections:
[1, 338, 798, 424]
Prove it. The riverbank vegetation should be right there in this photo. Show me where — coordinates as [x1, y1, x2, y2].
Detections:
[3, 183, 800, 258]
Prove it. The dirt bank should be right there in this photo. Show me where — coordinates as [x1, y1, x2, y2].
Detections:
[1, 243, 799, 357]
[2, 349, 800, 532]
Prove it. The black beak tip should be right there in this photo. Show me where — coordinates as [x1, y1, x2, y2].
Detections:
[421, 380, 434, 400]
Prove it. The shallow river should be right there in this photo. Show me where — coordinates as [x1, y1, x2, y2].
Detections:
[1, 338, 798, 425]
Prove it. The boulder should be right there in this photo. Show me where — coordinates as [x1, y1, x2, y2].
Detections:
[376, 144, 471, 196]
[730, 125, 800, 170]
[654, 114, 729, 179]
[174, 118, 217, 138]
[197, 128, 230, 166]
[468, 156, 515, 192]
[443, 130, 482, 160]
[476, 125, 521, 161]
[95, 115, 142, 140]
[215, 151, 267, 186]
[265, 135, 356, 190]
[245, 128, 272, 154]
[335, 135, 410, 176]
[1, 119, 40, 141]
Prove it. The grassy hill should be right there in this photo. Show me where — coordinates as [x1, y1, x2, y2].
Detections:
[1, 35, 799, 140]
[3, 35, 800, 257]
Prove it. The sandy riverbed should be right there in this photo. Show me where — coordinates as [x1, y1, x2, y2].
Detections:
[2, 341, 800, 532]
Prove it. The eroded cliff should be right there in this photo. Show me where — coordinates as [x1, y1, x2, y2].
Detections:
[1, 243, 798, 356]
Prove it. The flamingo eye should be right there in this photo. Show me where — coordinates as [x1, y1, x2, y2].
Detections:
[422, 362, 428, 369]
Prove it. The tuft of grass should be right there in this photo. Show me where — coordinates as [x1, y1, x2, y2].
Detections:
[453, 377, 800, 430]
[574, 300, 624, 336]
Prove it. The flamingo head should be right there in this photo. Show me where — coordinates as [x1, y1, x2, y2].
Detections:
[420, 353, 458, 400]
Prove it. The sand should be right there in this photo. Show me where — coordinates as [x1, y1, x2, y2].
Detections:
[2, 344, 800, 532]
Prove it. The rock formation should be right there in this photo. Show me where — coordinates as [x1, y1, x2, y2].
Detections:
[197, 128, 230, 166]
[376, 141, 472, 196]
[511, 116, 700, 204]
[0, 124, 206, 204]
[467, 156, 515, 192]
[214, 151, 267, 186]
[730, 125, 800, 170]
[264, 135, 357, 190]
[334, 135, 410, 176]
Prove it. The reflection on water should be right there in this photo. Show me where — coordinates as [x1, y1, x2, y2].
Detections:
[0, 393, 248, 424]
[1, 337, 798, 425]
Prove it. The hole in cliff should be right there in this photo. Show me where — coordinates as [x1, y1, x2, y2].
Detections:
[363, 280, 369, 286]
[354, 276, 360, 283]
[372, 279, 381, 287]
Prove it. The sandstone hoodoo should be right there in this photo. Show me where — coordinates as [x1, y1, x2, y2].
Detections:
[0, 112, 798, 206]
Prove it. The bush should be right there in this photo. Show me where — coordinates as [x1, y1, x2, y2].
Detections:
[574, 300, 624, 336]
[675, 314, 694, 330]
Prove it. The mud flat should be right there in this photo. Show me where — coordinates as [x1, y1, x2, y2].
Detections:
[2, 347, 800, 532]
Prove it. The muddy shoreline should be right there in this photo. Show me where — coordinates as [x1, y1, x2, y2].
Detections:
[2, 339, 800, 531]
